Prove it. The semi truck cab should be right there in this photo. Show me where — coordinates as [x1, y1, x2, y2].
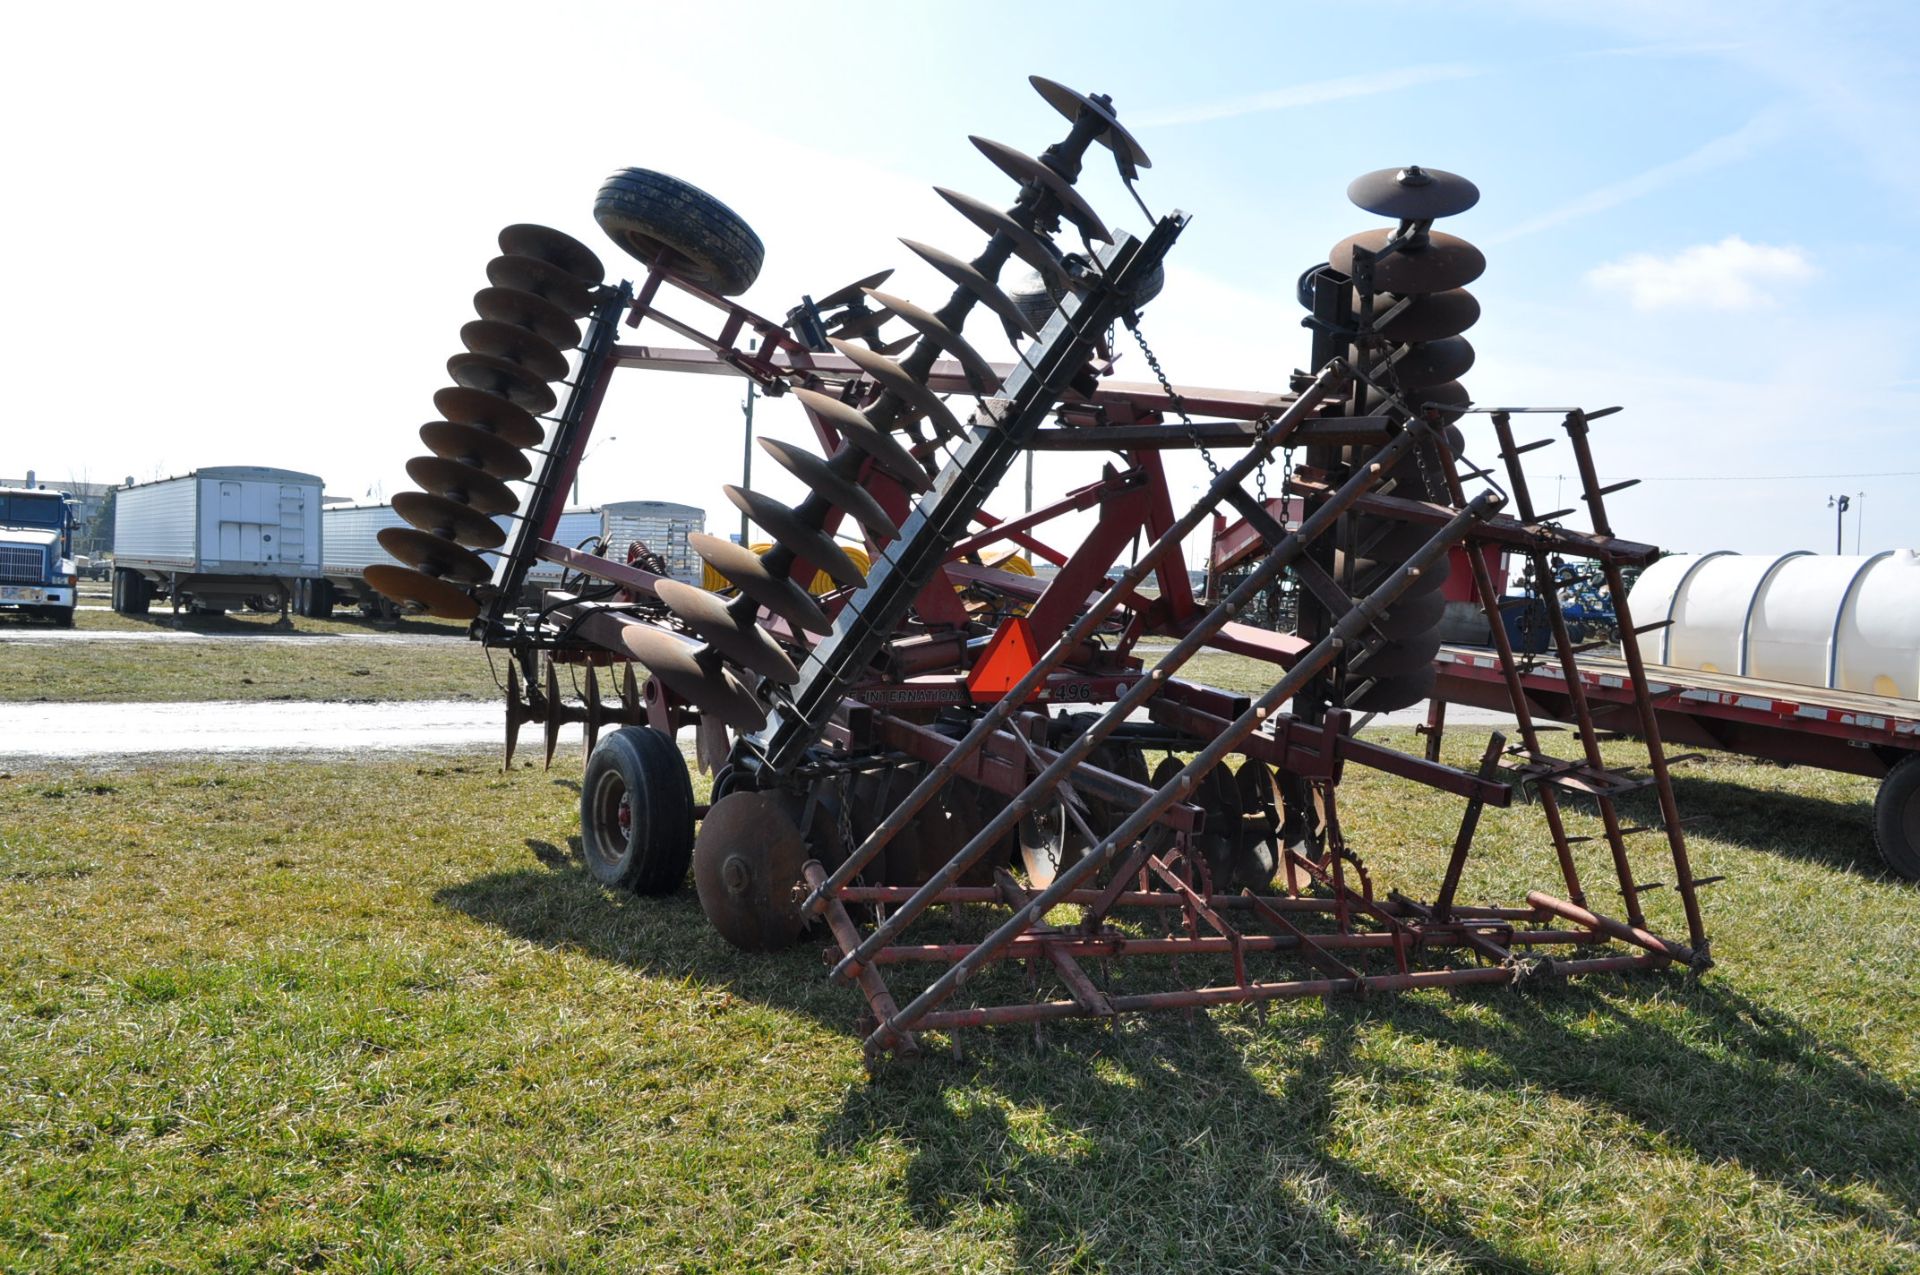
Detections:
[0, 486, 77, 627]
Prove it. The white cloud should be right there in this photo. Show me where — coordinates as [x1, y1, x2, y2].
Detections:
[1132, 65, 1481, 128]
[1585, 235, 1816, 310]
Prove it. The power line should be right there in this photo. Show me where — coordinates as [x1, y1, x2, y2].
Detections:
[1546, 470, 1920, 484]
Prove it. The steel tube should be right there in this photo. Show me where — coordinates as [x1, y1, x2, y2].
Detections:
[1525, 890, 1697, 966]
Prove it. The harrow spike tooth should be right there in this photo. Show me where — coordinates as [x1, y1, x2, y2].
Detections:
[621, 662, 642, 714]
[374, 526, 493, 584]
[1028, 75, 1153, 173]
[496, 223, 605, 286]
[1330, 228, 1486, 295]
[618, 623, 769, 732]
[431, 384, 545, 448]
[695, 714, 731, 775]
[484, 253, 594, 318]
[758, 437, 901, 542]
[543, 658, 563, 770]
[390, 490, 507, 550]
[689, 532, 833, 636]
[403, 456, 519, 516]
[826, 337, 967, 442]
[503, 662, 524, 770]
[582, 662, 604, 756]
[790, 387, 931, 491]
[722, 484, 868, 590]
[898, 238, 1040, 341]
[932, 186, 1073, 292]
[1346, 165, 1479, 221]
[967, 136, 1112, 244]
[417, 420, 534, 482]
[655, 578, 801, 684]
[471, 285, 583, 353]
[445, 351, 559, 415]
[363, 563, 479, 620]
[861, 287, 1000, 394]
[458, 318, 569, 383]
[813, 268, 895, 312]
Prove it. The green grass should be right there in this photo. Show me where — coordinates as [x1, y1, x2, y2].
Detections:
[1, 736, 1916, 1272]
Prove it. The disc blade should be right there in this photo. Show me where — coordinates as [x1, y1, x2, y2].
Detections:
[618, 623, 769, 731]
[790, 387, 929, 491]
[497, 223, 605, 285]
[1363, 336, 1475, 390]
[446, 352, 558, 415]
[485, 253, 593, 318]
[693, 790, 809, 951]
[969, 137, 1111, 244]
[1346, 666, 1438, 713]
[418, 420, 533, 481]
[933, 187, 1073, 292]
[655, 579, 799, 684]
[1365, 378, 1470, 423]
[364, 563, 480, 619]
[391, 490, 507, 549]
[432, 385, 544, 448]
[899, 238, 1038, 339]
[826, 338, 966, 442]
[1365, 289, 1480, 342]
[459, 319, 569, 382]
[1346, 166, 1479, 221]
[862, 288, 999, 394]
[404, 455, 520, 516]
[376, 526, 493, 583]
[758, 437, 900, 541]
[814, 268, 895, 312]
[472, 286, 582, 351]
[723, 485, 867, 590]
[1330, 229, 1486, 294]
[689, 531, 832, 636]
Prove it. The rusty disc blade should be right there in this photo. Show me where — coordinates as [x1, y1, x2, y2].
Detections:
[1365, 378, 1471, 422]
[1232, 760, 1279, 893]
[459, 319, 569, 383]
[1347, 166, 1479, 221]
[497, 223, 605, 285]
[827, 338, 965, 441]
[969, 137, 1111, 244]
[618, 623, 768, 732]
[1347, 665, 1437, 714]
[899, 238, 1038, 340]
[1365, 288, 1480, 342]
[1363, 336, 1475, 391]
[825, 305, 893, 341]
[418, 420, 533, 481]
[376, 526, 493, 583]
[862, 288, 999, 394]
[1029, 75, 1153, 172]
[655, 579, 799, 684]
[693, 790, 809, 951]
[363, 563, 480, 619]
[446, 352, 558, 415]
[485, 253, 594, 318]
[1369, 586, 1447, 640]
[472, 286, 582, 351]
[431, 385, 544, 448]
[404, 455, 520, 516]
[392, 490, 507, 549]
[689, 531, 831, 636]
[1330, 229, 1486, 294]
[932, 187, 1073, 292]
[758, 437, 900, 542]
[814, 268, 895, 312]
[723, 485, 867, 590]
[790, 388, 929, 491]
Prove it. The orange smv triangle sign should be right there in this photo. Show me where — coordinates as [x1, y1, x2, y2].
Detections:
[966, 615, 1041, 702]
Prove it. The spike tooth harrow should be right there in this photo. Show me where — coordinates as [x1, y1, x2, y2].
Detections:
[368, 76, 1712, 1056]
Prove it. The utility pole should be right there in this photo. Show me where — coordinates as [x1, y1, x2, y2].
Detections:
[740, 380, 757, 545]
[1828, 493, 1851, 554]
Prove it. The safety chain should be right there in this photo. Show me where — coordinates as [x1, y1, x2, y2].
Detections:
[1125, 317, 1220, 477]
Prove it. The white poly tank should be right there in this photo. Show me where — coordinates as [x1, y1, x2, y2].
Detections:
[1628, 550, 1920, 700]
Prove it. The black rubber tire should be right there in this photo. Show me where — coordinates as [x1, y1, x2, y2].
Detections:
[114, 568, 150, 616]
[1873, 755, 1920, 881]
[308, 579, 334, 620]
[580, 726, 695, 895]
[52, 607, 74, 629]
[110, 569, 123, 613]
[593, 168, 764, 296]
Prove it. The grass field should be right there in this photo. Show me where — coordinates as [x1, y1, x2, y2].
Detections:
[3, 733, 1916, 1271]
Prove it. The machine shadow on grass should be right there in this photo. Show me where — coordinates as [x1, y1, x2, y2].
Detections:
[436, 846, 1920, 1268]
[1649, 772, 1889, 879]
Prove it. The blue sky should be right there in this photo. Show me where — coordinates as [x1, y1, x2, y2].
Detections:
[5, 0, 1916, 558]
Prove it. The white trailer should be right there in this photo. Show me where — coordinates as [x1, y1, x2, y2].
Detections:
[112, 467, 323, 617]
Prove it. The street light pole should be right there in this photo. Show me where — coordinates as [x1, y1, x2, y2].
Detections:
[1828, 493, 1851, 554]
[740, 380, 756, 545]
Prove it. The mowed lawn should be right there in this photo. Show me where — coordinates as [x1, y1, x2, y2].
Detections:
[2, 733, 1917, 1272]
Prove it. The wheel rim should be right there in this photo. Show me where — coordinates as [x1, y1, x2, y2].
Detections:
[589, 768, 633, 864]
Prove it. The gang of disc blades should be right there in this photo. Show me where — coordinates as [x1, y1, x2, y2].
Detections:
[723, 484, 867, 590]
[862, 288, 1000, 394]
[1361, 336, 1475, 390]
[758, 436, 900, 541]
[391, 489, 507, 549]
[431, 384, 544, 448]
[826, 338, 966, 441]
[689, 532, 833, 637]
[485, 253, 594, 318]
[1364, 288, 1480, 342]
[363, 563, 480, 619]
[497, 223, 605, 285]
[459, 319, 569, 382]
[932, 187, 1073, 291]
[968, 136, 1111, 244]
[404, 455, 520, 516]
[655, 579, 800, 684]
[619, 623, 769, 732]
[814, 268, 895, 311]
[1329, 229, 1486, 294]
[418, 420, 534, 481]
[900, 238, 1039, 340]
[446, 351, 558, 415]
[1346, 166, 1480, 220]
[790, 387, 929, 491]
[1029, 75, 1152, 171]
[472, 286, 582, 350]
[376, 526, 493, 583]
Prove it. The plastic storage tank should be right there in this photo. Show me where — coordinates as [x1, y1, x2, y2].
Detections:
[1628, 550, 1920, 700]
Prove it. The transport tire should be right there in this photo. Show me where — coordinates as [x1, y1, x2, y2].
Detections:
[52, 608, 74, 629]
[1873, 755, 1920, 881]
[116, 568, 151, 616]
[111, 569, 123, 613]
[308, 579, 334, 620]
[593, 168, 764, 296]
[580, 726, 695, 895]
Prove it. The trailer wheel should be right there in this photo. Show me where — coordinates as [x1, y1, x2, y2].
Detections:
[1873, 755, 1920, 881]
[580, 726, 695, 895]
[308, 579, 334, 619]
[593, 168, 764, 297]
[52, 608, 74, 629]
[113, 568, 150, 616]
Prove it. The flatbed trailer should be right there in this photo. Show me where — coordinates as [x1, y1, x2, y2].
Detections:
[1430, 645, 1920, 878]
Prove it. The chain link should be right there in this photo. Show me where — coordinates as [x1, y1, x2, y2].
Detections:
[1126, 318, 1220, 478]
